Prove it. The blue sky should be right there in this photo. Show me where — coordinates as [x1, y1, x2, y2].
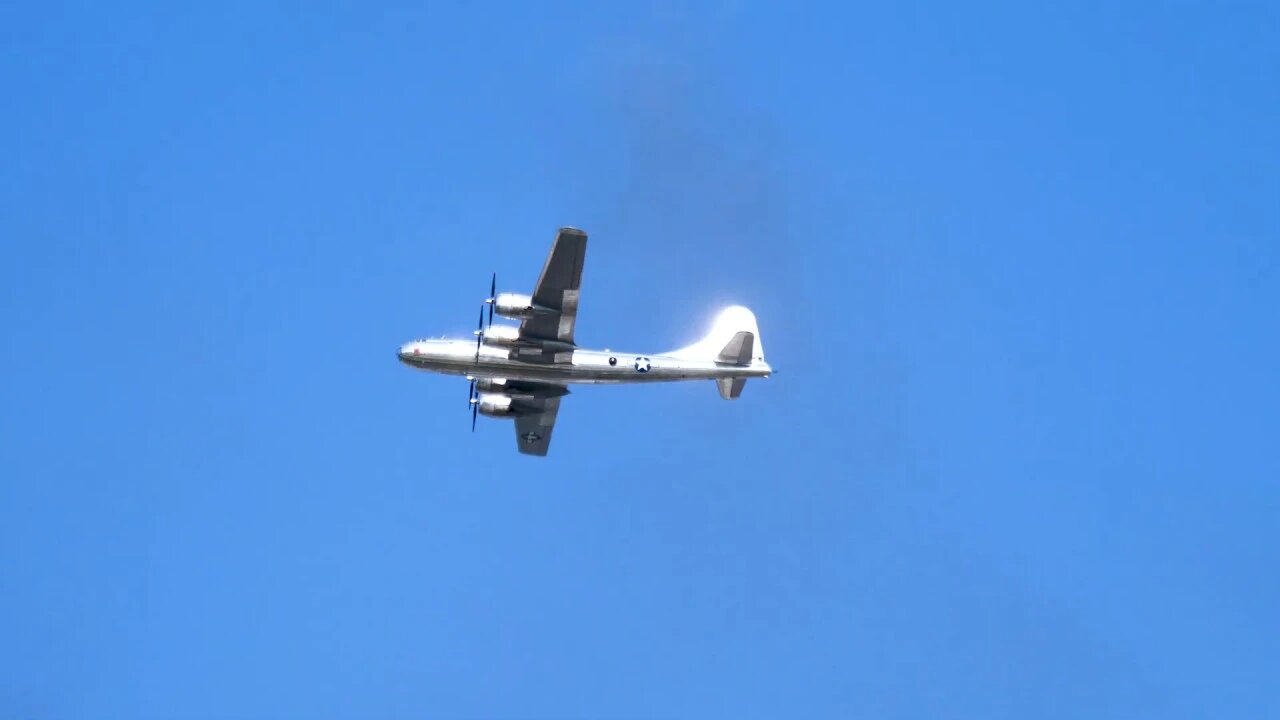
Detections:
[3, 2, 1278, 717]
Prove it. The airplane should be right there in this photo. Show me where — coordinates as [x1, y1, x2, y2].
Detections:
[396, 227, 771, 456]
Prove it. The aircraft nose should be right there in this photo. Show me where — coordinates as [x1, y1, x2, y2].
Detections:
[397, 343, 416, 362]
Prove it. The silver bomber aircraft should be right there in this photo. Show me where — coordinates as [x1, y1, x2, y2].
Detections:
[397, 227, 772, 456]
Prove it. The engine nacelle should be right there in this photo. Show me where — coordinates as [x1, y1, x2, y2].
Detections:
[482, 324, 521, 347]
[476, 392, 514, 417]
[475, 377, 509, 393]
[493, 293, 535, 319]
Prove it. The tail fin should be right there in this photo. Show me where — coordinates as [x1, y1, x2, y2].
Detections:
[667, 306, 767, 400]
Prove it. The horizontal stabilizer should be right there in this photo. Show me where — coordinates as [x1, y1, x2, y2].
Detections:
[716, 377, 746, 399]
[716, 331, 755, 365]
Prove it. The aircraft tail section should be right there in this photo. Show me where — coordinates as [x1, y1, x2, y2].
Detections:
[716, 377, 747, 399]
[667, 305, 767, 400]
[716, 331, 755, 365]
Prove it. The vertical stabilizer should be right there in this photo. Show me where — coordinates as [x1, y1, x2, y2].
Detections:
[667, 306, 766, 364]
[668, 306, 766, 400]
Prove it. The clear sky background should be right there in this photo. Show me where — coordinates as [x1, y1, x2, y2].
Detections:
[3, 2, 1278, 718]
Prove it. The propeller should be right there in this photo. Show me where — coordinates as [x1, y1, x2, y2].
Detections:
[470, 273, 496, 428]
[485, 273, 496, 326]
[465, 376, 479, 431]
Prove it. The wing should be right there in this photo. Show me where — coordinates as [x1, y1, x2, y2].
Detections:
[513, 395, 562, 457]
[520, 227, 587, 346]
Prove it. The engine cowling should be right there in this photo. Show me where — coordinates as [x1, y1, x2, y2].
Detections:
[474, 377, 508, 393]
[482, 324, 521, 347]
[476, 392, 514, 417]
[493, 293, 535, 319]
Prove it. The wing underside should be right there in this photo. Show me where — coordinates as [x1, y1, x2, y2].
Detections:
[519, 227, 586, 356]
[513, 395, 562, 456]
[505, 227, 583, 455]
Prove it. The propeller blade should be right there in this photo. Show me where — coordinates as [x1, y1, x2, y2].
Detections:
[468, 378, 475, 406]
[487, 272, 496, 326]
[474, 305, 484, 364]
[471, 401, 478, 432]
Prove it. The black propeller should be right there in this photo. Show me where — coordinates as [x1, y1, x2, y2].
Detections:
[486, 272, 496, 326]
[465, 377, 479, 431]
[470, 272, 497, 429]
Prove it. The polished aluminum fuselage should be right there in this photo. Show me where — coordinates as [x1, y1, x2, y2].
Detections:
[396, 339, 771, 384]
